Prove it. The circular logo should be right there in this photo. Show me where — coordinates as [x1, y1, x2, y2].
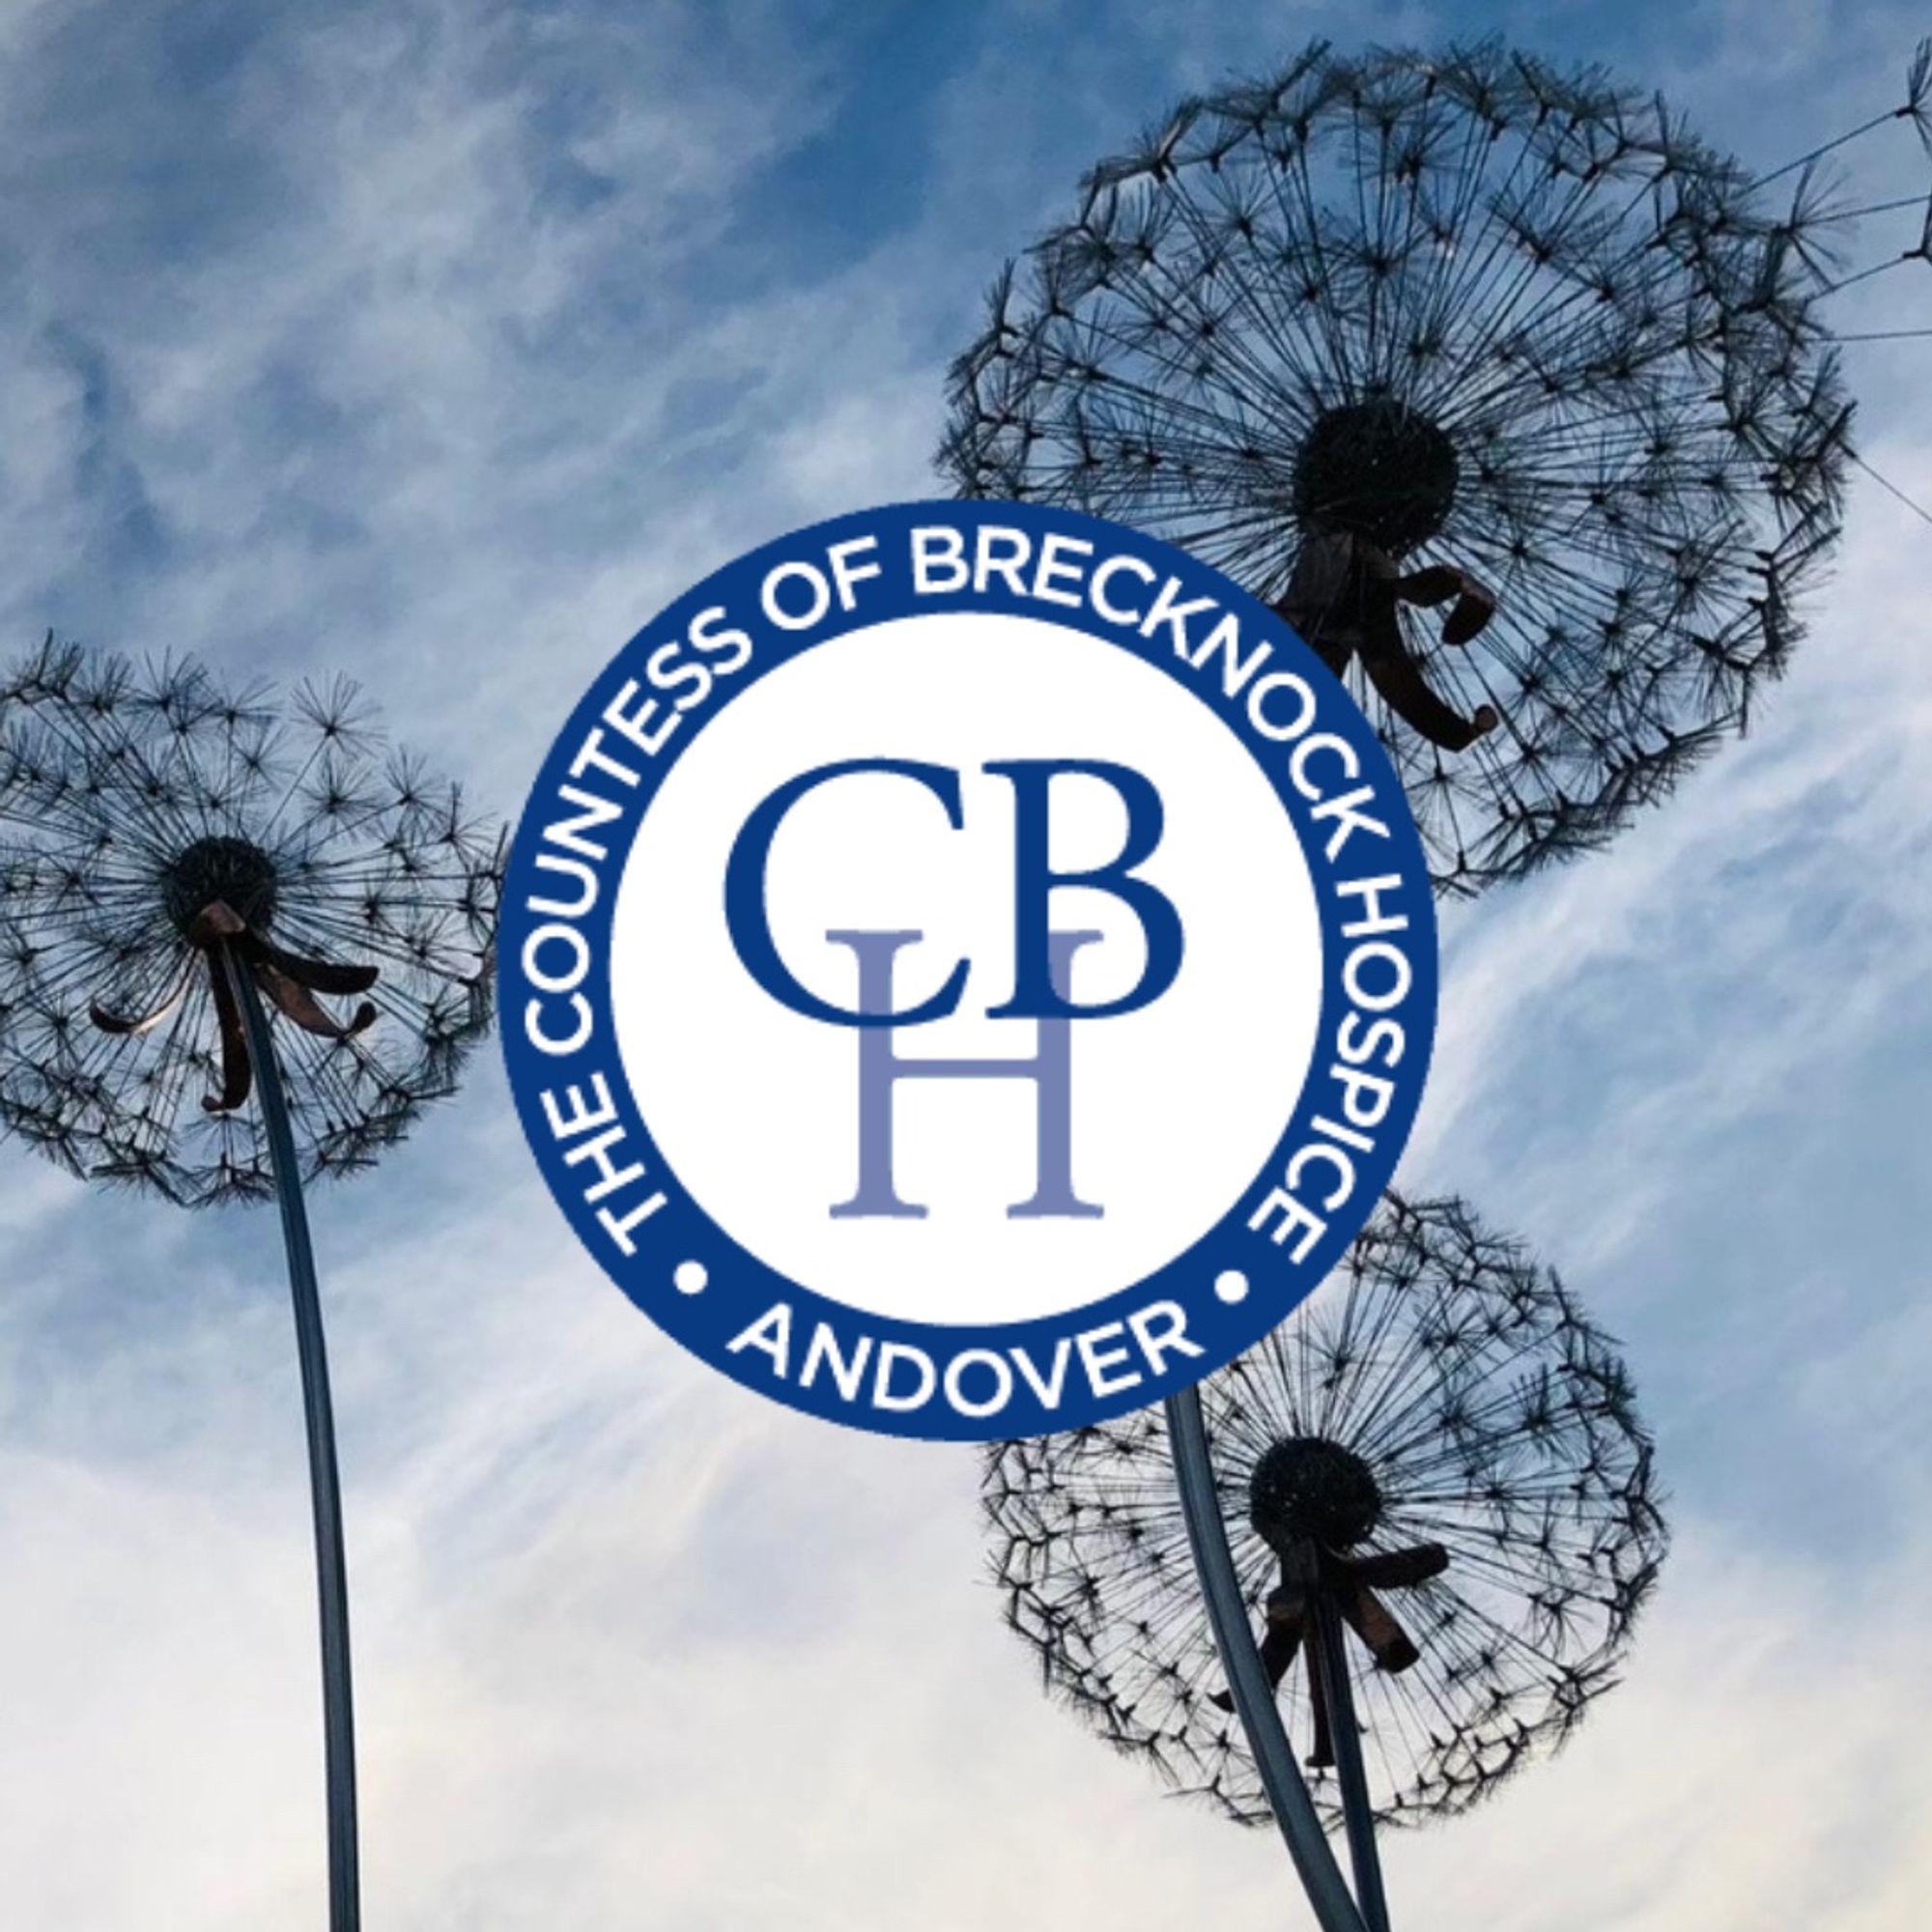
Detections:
[499, 501, 1437, 1440]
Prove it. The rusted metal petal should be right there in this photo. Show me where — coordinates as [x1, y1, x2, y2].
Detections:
[201, 952, 253, 1114]
[1359, 634, 1492, 752]
[1341, 1544, 1450, 1590]
[1304, 1631, 1337, 1769]
[89, 964, 191, 1037]
[185, 899, 248, 947]
[257, 964, 377, 1040]
[243, 931, 380, 997]
[1334, 1585, 1420, 1675]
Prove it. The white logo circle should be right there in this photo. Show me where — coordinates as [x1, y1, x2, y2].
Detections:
[613, 611, 1322, 1325]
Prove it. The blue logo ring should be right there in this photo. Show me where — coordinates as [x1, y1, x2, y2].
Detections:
[499, 499, 1438, 1440]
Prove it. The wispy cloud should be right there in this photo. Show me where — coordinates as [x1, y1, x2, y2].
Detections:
[0, 0, 1928, 1926]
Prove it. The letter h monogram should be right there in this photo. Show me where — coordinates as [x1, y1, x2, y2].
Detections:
[826, 928, 1103, 1220]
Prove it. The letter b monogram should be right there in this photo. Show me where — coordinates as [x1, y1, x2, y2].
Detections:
[724, 757, 1185, 1024]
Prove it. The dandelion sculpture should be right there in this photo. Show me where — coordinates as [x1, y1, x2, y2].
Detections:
[942, 39, 1932, 895]
[0, 636, 501, 1932]
[984, 1196, 1668, 1930]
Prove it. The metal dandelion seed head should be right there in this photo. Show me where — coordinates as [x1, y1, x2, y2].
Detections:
[941, 39, 1858, 895]
[0, 635, 504, 1207]
[982, 1193, 1669, 1830]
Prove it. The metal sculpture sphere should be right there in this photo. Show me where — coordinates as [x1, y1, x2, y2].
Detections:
[0, 636, 501, 1205]
[941, 40, 1854, 894]
[982, 1194, 1669, 1829]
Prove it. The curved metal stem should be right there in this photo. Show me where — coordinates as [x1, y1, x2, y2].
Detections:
[1312, 1590, 1391, 1932]
[1165, 1386, 1367, 1932]
[222, 946, 361, 1932]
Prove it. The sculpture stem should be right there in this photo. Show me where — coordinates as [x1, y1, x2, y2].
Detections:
[1165, 1386, 1368, 1932]
[1312, 1587, 1392, 1932]
[222, 945, 360, 1932]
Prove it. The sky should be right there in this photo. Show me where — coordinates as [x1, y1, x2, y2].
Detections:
[0, 0, 1929, 1927]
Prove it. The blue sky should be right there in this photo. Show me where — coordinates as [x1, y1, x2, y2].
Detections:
[1, 1, 1929, 1926]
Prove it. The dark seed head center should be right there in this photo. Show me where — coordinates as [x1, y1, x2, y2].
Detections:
[162, 836, 279, 935]
[1294, 396, 1459, 554]
[1248, 1435, 1384, 1553]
